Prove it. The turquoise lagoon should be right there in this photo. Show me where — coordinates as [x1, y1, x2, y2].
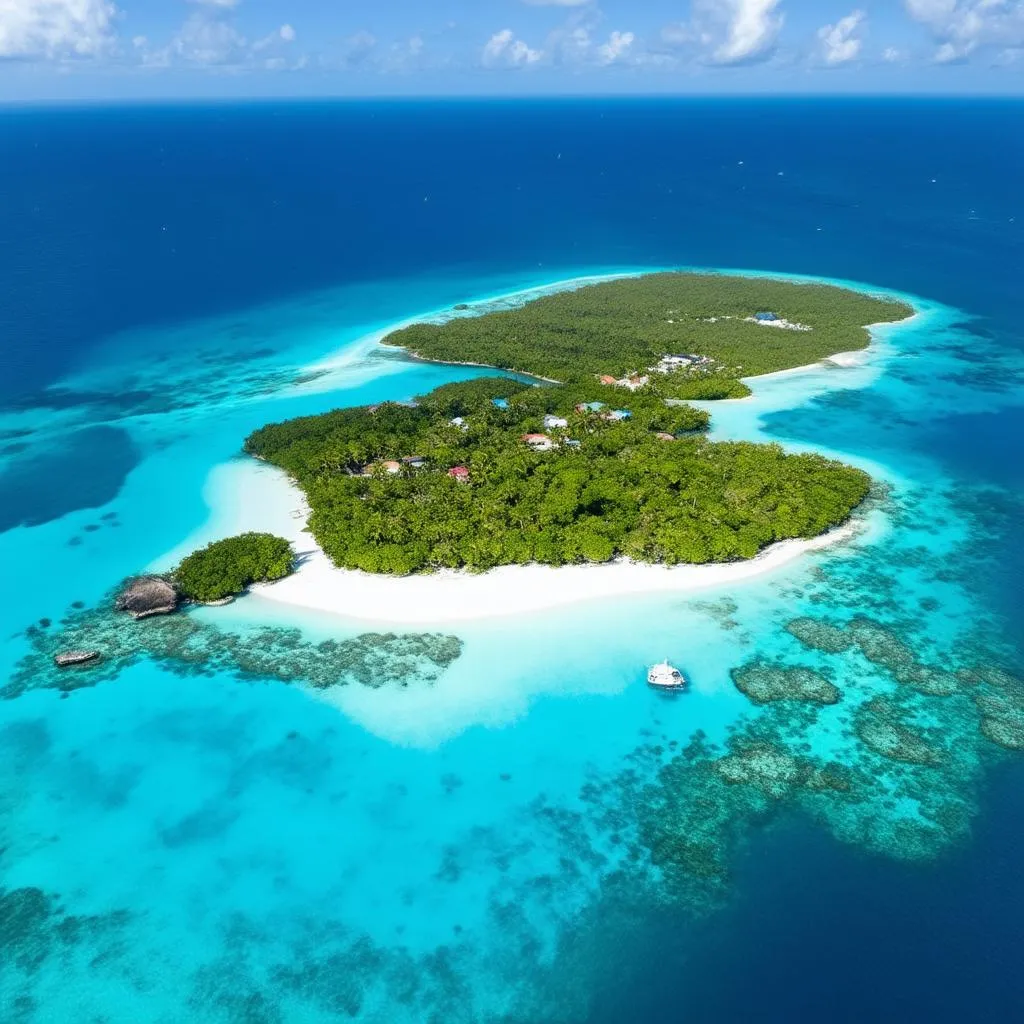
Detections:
[1, 266, 1023, 1022]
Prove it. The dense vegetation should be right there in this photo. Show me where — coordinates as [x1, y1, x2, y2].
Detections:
[175, 533, 294, 601]
[382, 273, 911, 400]
[246, 376, 870, 575]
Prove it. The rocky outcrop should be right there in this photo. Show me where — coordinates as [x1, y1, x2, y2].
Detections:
[53, 650, 100, 668]
[114, 576, 179, 619]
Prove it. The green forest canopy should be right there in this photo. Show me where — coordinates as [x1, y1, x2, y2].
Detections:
[175, 532, 295, 602]
[382, 272, 911, 400]
[246, 372, 870, 576]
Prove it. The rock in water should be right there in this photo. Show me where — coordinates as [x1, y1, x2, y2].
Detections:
[115, 576, 179, 619]
[54, 650, 100, 667]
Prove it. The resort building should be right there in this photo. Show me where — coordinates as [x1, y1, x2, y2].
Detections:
[576, 401, 606, 413]
[491, 398, 509, 409]
[402, 455, 426, 469]
[754, 311, 779, 322]
[598, 375, 617, 385]
[655, 432, 676, 442]
[649, 354, 710, 374]
[381, 460, 402, 475]
[604, 409, 632, 421]
[614, 374, 650, 391]
[450, 416, 468, 430]
[543, 414, 569, 430]
[447, 466, 470, 482]
[522, 433, 556, 452]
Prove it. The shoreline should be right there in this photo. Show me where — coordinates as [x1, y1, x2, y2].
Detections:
[160, 268, 922, 626]
[249, 498, 867, 626]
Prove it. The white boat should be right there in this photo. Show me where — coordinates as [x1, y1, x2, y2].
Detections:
[647, 662, 686, 691]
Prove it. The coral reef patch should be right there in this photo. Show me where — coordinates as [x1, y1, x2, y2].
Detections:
[731, 660, 840, 705]
[7, 598, 463, 699]
[854, 698, 944, 765]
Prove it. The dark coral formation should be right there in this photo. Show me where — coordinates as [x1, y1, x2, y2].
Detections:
[964, 666, 1024, 750]
[787, 616, 963, 696]
[785, 617, 852, 654]
[731, 661, 840, 706]
[0, 886, 130, 978]
[7, 598, 463, 699]
[854, 698, 944, 765]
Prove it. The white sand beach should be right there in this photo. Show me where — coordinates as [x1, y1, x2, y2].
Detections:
[167, 457, 867, 627]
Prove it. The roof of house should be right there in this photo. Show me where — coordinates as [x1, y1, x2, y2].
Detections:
[448, 465, 470, 476]
[492, 398, 509, 408]
[523, 433, 551, 442]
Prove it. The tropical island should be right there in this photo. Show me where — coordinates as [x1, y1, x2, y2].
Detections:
[243, 273, 910, 576]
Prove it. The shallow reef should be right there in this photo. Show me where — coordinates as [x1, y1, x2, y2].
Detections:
[7, 597, 463, 699]
[731, 660, 840, 706]
[0, 885, 131, 979]
[854, 698, 944, 765]
[963, 665, 1024, 751]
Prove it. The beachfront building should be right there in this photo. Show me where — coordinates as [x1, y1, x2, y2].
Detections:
[543, 414, 569, 430]
[402, 455, 426, 469]
[522, 433, 555, 452]
[491, 398, 509, 409]
[604, 409, 632, 422]
[448, 466, 470, 482]
[598, 375, 617, 385]
[450, 416, 468, 430]
[381, 460, 402, 475]
[576, 401, 606, 414]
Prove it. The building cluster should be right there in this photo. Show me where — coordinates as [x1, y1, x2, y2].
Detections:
[596, 352, 716, 392]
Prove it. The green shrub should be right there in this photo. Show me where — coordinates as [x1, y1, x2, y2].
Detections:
[175, 533, 294, 602]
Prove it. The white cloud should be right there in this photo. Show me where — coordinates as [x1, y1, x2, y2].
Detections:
[904, 0, 1024, 62]
[713, 0, 783, 63]
[660, 23, 694, 46]
[482, 28, 542, 66]
[168, 11, 245, 65]
[679, 0, 784, 65]
[137, 4, 304, 71]
[818, 9, 865, 64]
[341, 29, 376, 65]
[252, 22, 295, 51]
[597, 29, 635, 64]
[0, 0, 118, 59]
[882, 45, 903, 61]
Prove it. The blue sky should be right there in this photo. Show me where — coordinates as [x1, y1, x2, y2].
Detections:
[1, 0, 1023, 100]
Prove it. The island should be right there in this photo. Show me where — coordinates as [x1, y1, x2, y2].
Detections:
[174, 532, 295, 602]
[243, 273, 910, 576]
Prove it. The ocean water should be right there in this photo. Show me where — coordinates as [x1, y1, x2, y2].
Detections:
[1, 100, 1022, 1022]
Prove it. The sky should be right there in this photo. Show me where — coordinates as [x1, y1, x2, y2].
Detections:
[0, 0, 1023, 101]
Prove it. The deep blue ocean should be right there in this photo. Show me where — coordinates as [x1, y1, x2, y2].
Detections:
[1, 99, 1022, 1022]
